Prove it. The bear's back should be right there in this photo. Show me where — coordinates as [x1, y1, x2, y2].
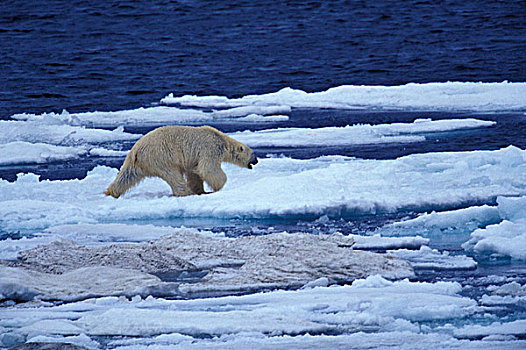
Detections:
[135, 125, 227, 161]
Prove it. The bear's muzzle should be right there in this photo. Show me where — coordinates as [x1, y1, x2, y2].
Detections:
[248, 156, 258, 169]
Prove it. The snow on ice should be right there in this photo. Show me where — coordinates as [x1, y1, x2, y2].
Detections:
[162, 82, 526, 111]
[0, 146, 524, 234]
[0, 142, 87, 166]
[385, 195, 526, 261]
[0, 119, 139, 145]
[0, 117, 140, 165]
[230, 118, 495, 147]
[2, 82, 526, 349]
[0, 275, 492, 349]
[1, 117, 497, 165]
[12, 105, 291, 128]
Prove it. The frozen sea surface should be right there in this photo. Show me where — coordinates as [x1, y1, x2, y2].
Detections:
[1, 83, 526, 349]
[2, 0, 526, 347]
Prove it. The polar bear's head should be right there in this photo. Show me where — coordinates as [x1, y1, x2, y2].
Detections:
[225, 139, 258, 169]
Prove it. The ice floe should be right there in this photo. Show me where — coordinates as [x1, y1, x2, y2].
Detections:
[230, 118, 495, 147]
[1, 117, 497, 166]
[0, 141, 132, 166]
[0, 142, 87, 166]
[103, 332, 526, 350]
[487, 282, 526, 297]
[162, 82, 526, 111]
[462, 196, 526, 260]
[454, 320, 526, 340]
[0, 119, 139, 145]
[0, 275, 487, 349]
[1, 231, 413, 301]
[0, 118, 140, 165]
[236, 113, 289, 122]
[381, 193, 526, 260]
[12, 105, 291, 128]
[381, 204, 502, 236]
[480, 282, 526, 306]
[349, 234, 429, 250]
[87, 147, 129, 157]
[462, 219, 526, 260]
[387, 246, 477, 270]
[0, 147, 524, 234]
[0, 115, 524, 348]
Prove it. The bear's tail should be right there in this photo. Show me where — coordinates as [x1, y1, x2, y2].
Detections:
[104, 150, 144, 198]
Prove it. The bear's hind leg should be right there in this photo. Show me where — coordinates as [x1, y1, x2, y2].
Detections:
[105, 161, 145, 198]
[158, 170, 194, 197]
[187, 172, 207, 195]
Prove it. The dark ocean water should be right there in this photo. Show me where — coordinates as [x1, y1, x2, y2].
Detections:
[1, 0, 525, 119]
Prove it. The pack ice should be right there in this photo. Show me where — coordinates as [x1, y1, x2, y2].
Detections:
[2, 273, 523, 350]
[0, 146, 524, 233]
[2, 114, 496, 165]
[1, 231, 413, 302]
[162, 81, 526, 111]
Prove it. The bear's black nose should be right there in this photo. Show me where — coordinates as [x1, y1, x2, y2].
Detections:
[248, 156, 258, 169]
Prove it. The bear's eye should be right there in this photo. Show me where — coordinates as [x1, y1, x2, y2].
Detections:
[239, 146, 244, 152]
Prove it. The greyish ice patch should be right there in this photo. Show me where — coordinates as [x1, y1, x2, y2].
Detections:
[0, 266, 162, 302]
[0, 224, 431, 263]
[0, 224, 218, 261]
[1, 230, 413, 302]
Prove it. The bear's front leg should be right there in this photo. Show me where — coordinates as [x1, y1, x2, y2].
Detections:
[198, 166, 227, 193]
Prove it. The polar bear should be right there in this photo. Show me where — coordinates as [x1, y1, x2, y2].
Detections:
[104, 125, 258, 198]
